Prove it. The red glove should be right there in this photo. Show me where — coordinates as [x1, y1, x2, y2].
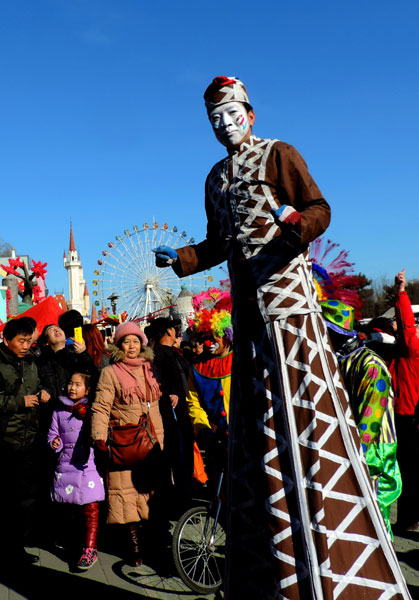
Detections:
[95, 440, 108, 452]
[273, 205, 302, 247]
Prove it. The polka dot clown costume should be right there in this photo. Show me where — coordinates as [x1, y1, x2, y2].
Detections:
[322, 299, 402, 537]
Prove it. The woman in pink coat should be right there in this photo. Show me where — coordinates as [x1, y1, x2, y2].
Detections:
[91, 322, 164, 566]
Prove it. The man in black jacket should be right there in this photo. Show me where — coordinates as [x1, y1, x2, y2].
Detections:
[0, 318, 50, 566]
[145, 317, 194, 516]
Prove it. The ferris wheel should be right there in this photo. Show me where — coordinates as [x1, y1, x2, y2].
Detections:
[92, 221, 212, 320]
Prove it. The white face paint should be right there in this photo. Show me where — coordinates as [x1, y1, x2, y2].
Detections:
[208, 337, 230, 356]
[208, 341, 220, 355]
[208, 101, 251, 148]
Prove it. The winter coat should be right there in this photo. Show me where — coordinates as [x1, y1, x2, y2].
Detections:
[48, 395, 105, 505]
[36, 345, 98, 402]
[0, 342, 41, 447]
[91, 346, 163, 524]
[389, 291, 419, 415]
[153, 343, 194, 503]
[153, 343, 194, 450]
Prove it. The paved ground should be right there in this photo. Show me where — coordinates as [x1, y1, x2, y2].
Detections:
[394, 531, 419, 599]
[0, 507, 417, 600]
[0, 546, 222, 600]
[0, 518, 223, 600]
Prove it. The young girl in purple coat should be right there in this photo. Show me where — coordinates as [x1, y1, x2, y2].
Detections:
[48, 372, 105, 569]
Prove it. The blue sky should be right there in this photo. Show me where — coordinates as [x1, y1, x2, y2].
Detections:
[1, 0, 418, 309]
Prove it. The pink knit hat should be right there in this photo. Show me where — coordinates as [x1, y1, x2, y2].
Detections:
[114, 321, 148, 346]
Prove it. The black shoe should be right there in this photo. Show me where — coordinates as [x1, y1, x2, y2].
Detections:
[393, 522, 419, 539]
[20, 550, 39, 566]
[0, 550, 39, 572]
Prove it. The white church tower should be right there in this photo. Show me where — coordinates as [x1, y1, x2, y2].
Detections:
[64, 225, 87, 315]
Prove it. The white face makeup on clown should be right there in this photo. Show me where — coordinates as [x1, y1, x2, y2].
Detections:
[208, 341, 220, 355]
[208, 101, 253, 149]
[208, 336, 230, 356]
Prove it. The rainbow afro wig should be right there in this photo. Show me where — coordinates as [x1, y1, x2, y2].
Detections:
[191, 308, 233, 344]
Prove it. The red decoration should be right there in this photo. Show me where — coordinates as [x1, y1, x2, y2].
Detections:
[1, 255, 48, 306]
[5, 288, 11, 316]
[1, 257, 26, 277]
[1, 264, 20, 277]
[9, 257, 24, 270]
[31, 260, 48, 280]
[32, 285, 43, 304]
[213, 76, 236, 87]
[0, 296, 64, 337]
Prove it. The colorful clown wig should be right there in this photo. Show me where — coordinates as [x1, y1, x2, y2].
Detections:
[191, 308, 233, 344]
[193, 287, 232, 313]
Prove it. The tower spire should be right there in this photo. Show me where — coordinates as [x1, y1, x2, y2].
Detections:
[64, 222, 85, 315]
[91, 304, 98, 323]
[69, 223, 76, 252]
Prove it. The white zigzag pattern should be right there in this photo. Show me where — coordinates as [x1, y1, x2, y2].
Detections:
[207, 137, 287, 257]
[259, 265, 314, 317]
[232, 140, 279, 251]
[255, 344, 311, 592]
[271, 313, 408, 598]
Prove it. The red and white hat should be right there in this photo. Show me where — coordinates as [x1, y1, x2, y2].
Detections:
[204, 76, 252, 111]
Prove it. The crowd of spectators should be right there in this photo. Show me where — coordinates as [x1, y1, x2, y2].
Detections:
[0, 269, 418, 573]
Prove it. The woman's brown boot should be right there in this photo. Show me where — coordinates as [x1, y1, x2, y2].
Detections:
[127, 522, 142, 567]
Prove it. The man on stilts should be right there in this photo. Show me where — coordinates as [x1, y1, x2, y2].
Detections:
[154, 76, 410, 599]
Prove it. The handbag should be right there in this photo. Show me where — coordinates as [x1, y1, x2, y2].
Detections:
[107, 367, 158, 467]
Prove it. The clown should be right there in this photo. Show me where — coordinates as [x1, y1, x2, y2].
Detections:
[322, 299, 401, 538]
[187, 307, 233, 445]
[154, 77, 409, 599]
[186, 305, 233, 493]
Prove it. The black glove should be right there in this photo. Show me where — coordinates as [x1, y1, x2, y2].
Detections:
[197, 427, 215, 449]
[198, 427, 225, 466]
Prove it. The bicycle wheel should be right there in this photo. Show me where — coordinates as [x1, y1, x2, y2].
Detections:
[172, 505, 225, 595]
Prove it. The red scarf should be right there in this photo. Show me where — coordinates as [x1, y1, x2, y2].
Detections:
[112, 357, 161, 403]
[61, 397, 88, 419]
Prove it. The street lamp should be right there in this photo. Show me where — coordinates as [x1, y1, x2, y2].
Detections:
[107, 293, 119, 315]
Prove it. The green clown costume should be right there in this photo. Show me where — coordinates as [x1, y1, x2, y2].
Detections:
[322, 299, 402, 537]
